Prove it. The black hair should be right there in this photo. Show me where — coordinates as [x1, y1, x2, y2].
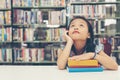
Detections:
[68, 16, 95, 54]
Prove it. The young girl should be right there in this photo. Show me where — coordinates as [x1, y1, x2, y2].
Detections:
[57, 16, 118, 70]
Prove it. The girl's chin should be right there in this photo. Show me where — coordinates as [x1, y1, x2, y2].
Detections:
[71, 37, 86, 41]
[72, 38, 81, 40]
[71, 36, 80, 39]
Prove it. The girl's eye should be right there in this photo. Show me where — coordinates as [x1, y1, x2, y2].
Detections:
[70, 25, 75, 27]
[79, 24, 84, 27]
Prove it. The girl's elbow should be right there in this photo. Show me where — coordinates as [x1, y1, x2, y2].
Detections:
[112, 64, 118, 70]
[57, 62, 66, 70]
[57, 65, 65, 70]
[107, 64, 118, 70]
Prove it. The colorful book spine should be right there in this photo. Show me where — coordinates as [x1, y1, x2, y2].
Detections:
[67, 66, 103, 72]
[69, 64, 100, 68]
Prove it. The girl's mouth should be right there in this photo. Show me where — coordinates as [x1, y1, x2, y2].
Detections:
[73, 31, 80, 34]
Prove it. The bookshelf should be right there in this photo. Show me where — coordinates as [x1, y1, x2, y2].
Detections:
[0, 0, 12, 64]
[11, 0, 66, 65]
[0, 0, 120, 65]
[0, 0, 66, 65]
[67, 0, 120, 64]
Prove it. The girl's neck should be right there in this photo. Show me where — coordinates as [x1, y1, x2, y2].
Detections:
[73, 40, 86, 55]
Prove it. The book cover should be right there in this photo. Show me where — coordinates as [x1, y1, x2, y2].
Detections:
[68, 59, 99, 67]
[67, 66, 103, 72]
[69, 64, 100, 68]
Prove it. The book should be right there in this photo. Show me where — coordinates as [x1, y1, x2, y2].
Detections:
[67, 66, 103, 72]
[68, 59, 99, 67]
[69, 64, 101, 68]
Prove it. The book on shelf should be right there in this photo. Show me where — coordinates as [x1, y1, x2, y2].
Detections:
[14, 48, 45, 62]
[71, 5, 106, 18]
[105, 19, 116, 36]
[0, 48, 12, 62]
[0, 26, 12, 42]
[0, 11, 11, 24]
[13, 0, 65, 7]
[13, 45, 59, 63]
[0, 0, 11, 9]
[13, 9, 65, 25]
[13, 28, 23, 41]
[39, 0, 65, 7]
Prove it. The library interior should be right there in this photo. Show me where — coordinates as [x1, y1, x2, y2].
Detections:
[0, 0, 120, 80]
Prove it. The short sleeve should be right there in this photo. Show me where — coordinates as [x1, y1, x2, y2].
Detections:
[95, 43, 104, 54]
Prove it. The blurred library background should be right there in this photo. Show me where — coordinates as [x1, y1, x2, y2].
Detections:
[0, 0, 120, 65]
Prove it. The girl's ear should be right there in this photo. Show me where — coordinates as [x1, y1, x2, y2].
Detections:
[87, 33, 90, 38]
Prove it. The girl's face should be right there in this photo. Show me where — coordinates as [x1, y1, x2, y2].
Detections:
[68, 19, 90, 41]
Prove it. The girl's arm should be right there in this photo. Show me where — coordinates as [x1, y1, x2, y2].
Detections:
[57, 42, 72, 70]
[57, 31, 73, 70]
[69, 51, 118, 70]
[95, 50, 118, 70]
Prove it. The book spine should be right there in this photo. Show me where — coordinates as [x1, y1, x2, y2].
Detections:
[67, 67, 103, 72]
[68, 60, 99, 67]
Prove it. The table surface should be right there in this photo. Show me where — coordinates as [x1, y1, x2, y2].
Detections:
[0, 65, 120, 80]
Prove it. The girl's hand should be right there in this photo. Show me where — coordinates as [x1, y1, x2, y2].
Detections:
[64, 30, 73, 45]
[68, 52, 95, 60]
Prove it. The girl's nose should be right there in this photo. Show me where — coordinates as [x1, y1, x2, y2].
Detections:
[74, 27, 78, 30]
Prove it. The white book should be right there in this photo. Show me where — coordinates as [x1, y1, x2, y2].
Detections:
[49, 11, 61, 25]
[6, 0, 11, 8]
[27, 0, 32, 7]
[0, 0, 5, 9]
[0, 27, 2, 41]
[31, 48, 37, 62]
[6, 49, 9, 62]
[27, 11, 31, 24]
[25, 49, 30, 62]
[0, 12, 4, 24]
[38, 49, 41, 62]
[37, 11, 42, 24]
[31, 9, 35, 24]
[29, 28, 34, 41]
[98, 21, 101, 34]
[23, 0, 28, 7]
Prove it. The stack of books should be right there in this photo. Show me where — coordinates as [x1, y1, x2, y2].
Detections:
[67, 59, 103, 72]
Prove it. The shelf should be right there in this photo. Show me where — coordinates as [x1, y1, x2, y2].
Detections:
[0, 41, 12, 43]
[94, 33, 120, 36]
[14, 61, 56, 63]
[112, 50, 120, 53]
[13, 61, 57, 65]
[0, 24, 11, 26]
[0, 61, 56, 65]
[13, 24, 46, 28]
[0, 8, 11, 11]
[23, 41, 66, 43]
[13, 6, 65, 10]
[71, 2, 120, 5]
[12, 41, 21, 43]
[12, 24, 66, 28]
[0, 62, 12, 64]
[71, 14, 120, 20]
[115, 33, 120, 35]
[12, 41, 66, 44]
